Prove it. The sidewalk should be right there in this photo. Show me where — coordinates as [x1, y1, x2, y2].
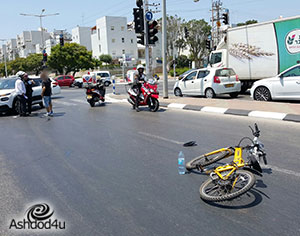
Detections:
[108, 94, 300, 123]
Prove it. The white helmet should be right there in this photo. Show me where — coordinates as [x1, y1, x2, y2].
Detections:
[16, 71, 26, 78]
[137, 64, 145, 70]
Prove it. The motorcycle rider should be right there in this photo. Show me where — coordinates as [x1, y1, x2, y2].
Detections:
[132, 64, 146, 112]
[15, 71, 27, 116]
[95, 76, 105, 101]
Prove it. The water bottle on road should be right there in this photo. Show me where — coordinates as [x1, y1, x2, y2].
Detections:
[178, 151, 185, 175]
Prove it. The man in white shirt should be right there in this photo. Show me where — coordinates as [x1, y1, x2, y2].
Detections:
[15, 71, 27, 116]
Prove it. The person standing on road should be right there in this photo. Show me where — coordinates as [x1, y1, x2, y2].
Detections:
[23, 73, 35, 115]
[132, 64, 146, 112]
[41, 71, 53, 117]
[15, 71, 27, 116]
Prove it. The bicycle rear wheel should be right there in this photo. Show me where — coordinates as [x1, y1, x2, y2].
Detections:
[199, 170, 256, 202]
[186, 149, 231, 171]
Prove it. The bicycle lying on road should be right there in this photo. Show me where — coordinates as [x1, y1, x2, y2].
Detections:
[186, 124, 267, 202]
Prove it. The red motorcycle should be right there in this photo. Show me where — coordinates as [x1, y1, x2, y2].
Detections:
[127, 79, 159, 112]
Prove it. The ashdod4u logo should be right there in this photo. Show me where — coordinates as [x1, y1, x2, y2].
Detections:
[9, 203, 66, 231]
[285, 29, 300, 54]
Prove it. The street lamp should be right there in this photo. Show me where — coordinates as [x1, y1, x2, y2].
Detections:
[20, 9, 59, 52]
[0, 39, 8, 77]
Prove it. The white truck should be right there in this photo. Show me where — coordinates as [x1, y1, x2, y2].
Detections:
[209, 15, 300, 92]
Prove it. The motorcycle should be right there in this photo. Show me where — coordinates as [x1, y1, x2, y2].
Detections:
[85, 80, 106, 107]
[127, 79, 159, 112]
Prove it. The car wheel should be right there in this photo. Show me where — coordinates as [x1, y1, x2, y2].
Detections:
[230, 92, 239, 98]
[174, 88, 183, 97]
[104, 81, 110, 87]
[205, 88, 215, 99]
[13, 99, 20, 115]
[78, 83, 83, 88]
[39, 102, 44, 108]
[254, 86, 272, 101]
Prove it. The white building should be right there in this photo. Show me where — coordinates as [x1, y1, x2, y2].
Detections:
[16, 30, 50, 58]
[72, 26, 92, 51]
[6, 39, 17, 61]
[91, 16, 138, 60]
[0, 44, 7, 63]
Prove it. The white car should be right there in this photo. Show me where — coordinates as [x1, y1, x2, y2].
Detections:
[251, 64, 300, 101]
[29, 76, 61, 95]
[0, 77, 44, 114]
[91, 71, 111, 87]
[173, 67, 241, 98]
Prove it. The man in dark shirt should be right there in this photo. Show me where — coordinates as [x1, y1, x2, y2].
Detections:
[24, 73, 35, 115]
[41, 71, 53, 117]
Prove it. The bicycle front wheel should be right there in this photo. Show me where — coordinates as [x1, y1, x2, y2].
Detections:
[199, 170, 256, 202]
[186, 149, 231, 171]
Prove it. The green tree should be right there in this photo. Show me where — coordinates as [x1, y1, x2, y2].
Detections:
[237, 20, 258, 27]
[184, 19, 211, 67]
[8, 57, 28, 75]
[47, 43, 95, 76]
[25, 53, 43, 75]
[99, 54, 112, 64]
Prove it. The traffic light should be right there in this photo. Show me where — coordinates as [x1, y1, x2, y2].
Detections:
[43, 52, 47, 62]
[147, 20, 159, 45]
[222, 13, 229, 25]
[59, 34, 64, 46]
[205, 39, 211, 50]
[184, 27, 189, 39]
[133, 8, 144, 34]
[137, 33, 145, 45]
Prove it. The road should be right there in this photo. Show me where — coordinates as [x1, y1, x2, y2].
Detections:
[0, 89, 299, 236]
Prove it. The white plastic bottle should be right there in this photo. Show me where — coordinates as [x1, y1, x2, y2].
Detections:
[178, 151, 185, 175]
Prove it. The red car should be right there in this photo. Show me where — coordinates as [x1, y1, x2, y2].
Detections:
[54, 75, 75, 87]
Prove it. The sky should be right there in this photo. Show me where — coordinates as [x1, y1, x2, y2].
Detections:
[0, 0, 300, 42]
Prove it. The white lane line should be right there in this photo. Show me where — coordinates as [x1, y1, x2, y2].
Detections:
[266, 165, 300, 178]
[54, 100, 77, 106]
[248, 111, 287, 120]
[70, 99, 86, 104]
[201, 106, 228, 114]
[138, 131, 184, 145]
[168, 103, 186, 109]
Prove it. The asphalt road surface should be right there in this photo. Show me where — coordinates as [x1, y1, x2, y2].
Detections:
[0, 89, 299, 236]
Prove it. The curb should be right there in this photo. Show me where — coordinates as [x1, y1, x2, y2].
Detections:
[160, 102, 300, 123]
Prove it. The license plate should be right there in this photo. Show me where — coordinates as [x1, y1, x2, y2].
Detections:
[225, 84, 234, 88]
[87, 95, 92, 99]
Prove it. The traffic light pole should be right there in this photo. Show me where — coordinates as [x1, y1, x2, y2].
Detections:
[143, 0, 150, 80]
[162, 0, 168, 98]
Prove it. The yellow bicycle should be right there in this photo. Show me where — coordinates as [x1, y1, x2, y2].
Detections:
[186, 124, 267, 202]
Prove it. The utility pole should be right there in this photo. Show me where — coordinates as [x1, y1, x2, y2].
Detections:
[0, 39, 8, 77]
[143, 0, 150, 79]
[162, 0, 168, 98]
[20, 9, 59, 53]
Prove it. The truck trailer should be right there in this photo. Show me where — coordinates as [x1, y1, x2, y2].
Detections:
[209, 15, 300, 92]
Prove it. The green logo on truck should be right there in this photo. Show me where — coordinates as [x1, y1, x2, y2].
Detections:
[285, 29, 300, 54]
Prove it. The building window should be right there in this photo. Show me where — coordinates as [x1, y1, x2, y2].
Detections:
[111, 26, 115, 31]
[98, 29, 100, 40]
[122, 49, 125, 54]
[122, 38, 125, 43]
[112, 51, 116, 56]
[131, 39, 133, 44]
[99, 44, 101, 52]
[112, 38, 116, 43]
[121, 26, 125, 31]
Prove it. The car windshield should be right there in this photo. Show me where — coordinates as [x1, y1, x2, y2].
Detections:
[97, 73, 109, 77]
[0, 79, 17, 90]
[215, 68, 236, 77]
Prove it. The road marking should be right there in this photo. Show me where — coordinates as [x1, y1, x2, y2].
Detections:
[54, 100, 77, 106]
[168, 103, 186, 109]
[138, 131, 184, 145]
[266, 165, 300, 178]
[70, 99, 86, 104]
[248, 111, 286, 120]
[201, 106, 228, 114]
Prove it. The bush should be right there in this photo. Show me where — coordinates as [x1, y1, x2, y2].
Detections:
[169, 67, 190, 77]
